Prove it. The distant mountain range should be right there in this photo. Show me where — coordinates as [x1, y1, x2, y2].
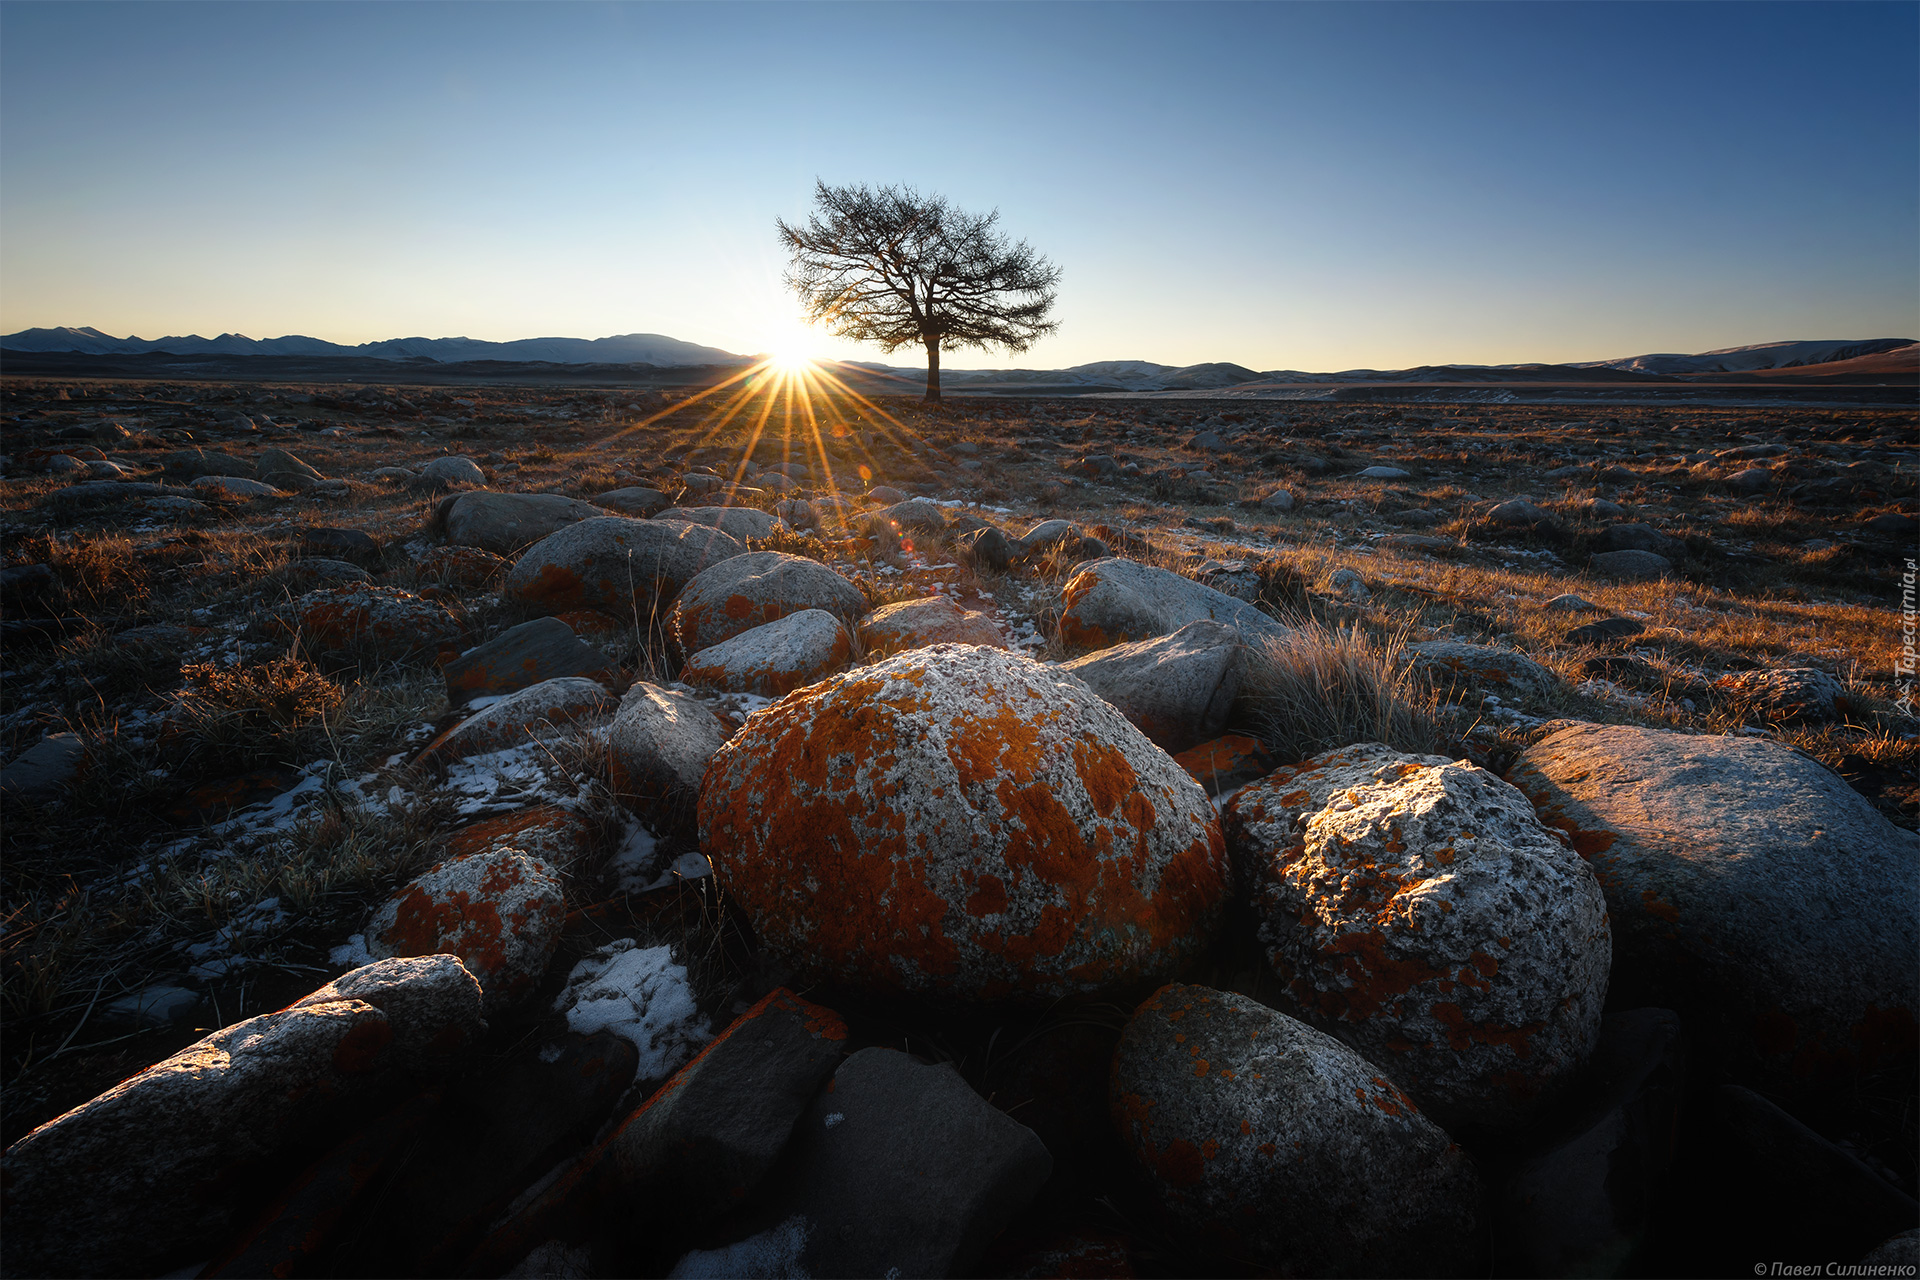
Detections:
[0, 326, 746, 367]
[1, 327, 1911, 388]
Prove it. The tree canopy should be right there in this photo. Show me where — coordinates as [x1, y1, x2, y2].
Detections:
[777, 181, 1061, 401]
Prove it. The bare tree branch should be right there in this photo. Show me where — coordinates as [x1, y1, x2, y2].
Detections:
[777, 180, 1060, 401]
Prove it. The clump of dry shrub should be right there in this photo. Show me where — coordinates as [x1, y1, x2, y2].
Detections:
[1237, 620, 1445, 763]
[166, 657, 344, 774]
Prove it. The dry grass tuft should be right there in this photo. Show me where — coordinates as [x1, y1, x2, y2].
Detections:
[167, 657, 345, 775]
[1237, 620, 1446, 764]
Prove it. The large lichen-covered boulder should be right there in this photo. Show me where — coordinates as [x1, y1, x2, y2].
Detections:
[0, 958, 483, 1279]
[505, 516, 744, 619]
[680, 609, 853, 698]
[1056, 558, 1288, 651]
[1110, 984, 1482, 1276]
[443, 492, 607, 555]
[363, 850, 567, 1014]
[698, 644, 1230, 1002]
[1507, 723, 1920, 1092]
[1223, 743, 1611, 1131]
[668, 551, 867, 655]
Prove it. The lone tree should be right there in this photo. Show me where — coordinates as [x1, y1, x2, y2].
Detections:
[777, 181, 1061, 402]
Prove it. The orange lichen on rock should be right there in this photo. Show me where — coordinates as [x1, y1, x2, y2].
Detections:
[1223, 742, 1610, 1132]
[696, 644, 1228, 1002]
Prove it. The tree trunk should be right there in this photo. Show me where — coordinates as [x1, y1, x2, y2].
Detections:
[923, 338, 942, 403]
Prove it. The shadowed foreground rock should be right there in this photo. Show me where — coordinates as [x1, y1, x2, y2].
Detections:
[669, 1047, 1051, 1279]
[1110, 984, 1482, 1276]
[1507, 723, 1920, 1094]
[0, 957, 484, 1279]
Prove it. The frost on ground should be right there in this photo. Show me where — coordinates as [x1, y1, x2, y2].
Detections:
[667, 1213, 812, 1279]
[551, 938, 710, 1080]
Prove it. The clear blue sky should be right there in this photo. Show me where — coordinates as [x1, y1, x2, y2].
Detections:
[2, 1, 1914, 370]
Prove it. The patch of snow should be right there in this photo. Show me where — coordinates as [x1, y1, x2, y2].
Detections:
[668, 1214, 812, 1279]
[639, 851, 713, 893]
[551, 939, 710, 1079]
[329, 933, 376, 969]
[608, 816, 663, 894]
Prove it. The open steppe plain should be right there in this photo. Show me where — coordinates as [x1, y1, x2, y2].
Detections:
[0, 372, 1915, 1277]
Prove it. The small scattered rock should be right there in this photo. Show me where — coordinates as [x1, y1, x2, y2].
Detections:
[1059, 619, 1244, 753]
[1714, 667, 1851, 724]
[594, 488, 671, 518]
[657, 505, 780, 543]
[606, 681, 728, 827]
[444, 493, 609, 555]
[1544, 593, 1598, 613]
[1588, 548, 1671, 581]
[680, 608, 852, 697]
[0, 732, 85, 797]
[1600, 522, 1686, 559]
[419, 455, 488, 491]
[362, 850, 567, 1013]
[857, 595, 1006, 656]
[1408, 640, 1559, 695]
[443, 617, 617, 705]
[668, 551, 866, 655]
[419, 676, 617, 763]
[504, 517, 745, 619]
[1489, 498, 1554, 528]
[1056, 558, 1289, 650]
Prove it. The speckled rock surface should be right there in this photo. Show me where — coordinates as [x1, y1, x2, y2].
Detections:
[864, 498, 951, 537]
[1712, 667, 1851, 723]
[1110, 984, 1482, 1276]
[1506, 723, 1919, 1092]
[365, 851, 567, 1013]
[289, 956, 488, 1072]
[279, 584, 464, 663]
[668, 551, 867, 655]
[1223, 743, 1611, 1130]
[1056, 558, 1289, 650]
[1408, 641, 1559, 695]
[606, 681, 728, 827]
[418, 676, 617, 764]
[444, 492, 608, 555]
[656, 505, 780, 542]
[680, 609, 852, 697]
[505, 516, 744, 618]
[443, 804, 594, 872]
[857, 595, 1007, 656]
[698, 644, 1229, 1002]
[1, 958, 484, 1279]
[1058, 619, 1244, 753]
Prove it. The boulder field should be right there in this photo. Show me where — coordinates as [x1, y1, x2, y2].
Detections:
[4, 507, 1915, 1277]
